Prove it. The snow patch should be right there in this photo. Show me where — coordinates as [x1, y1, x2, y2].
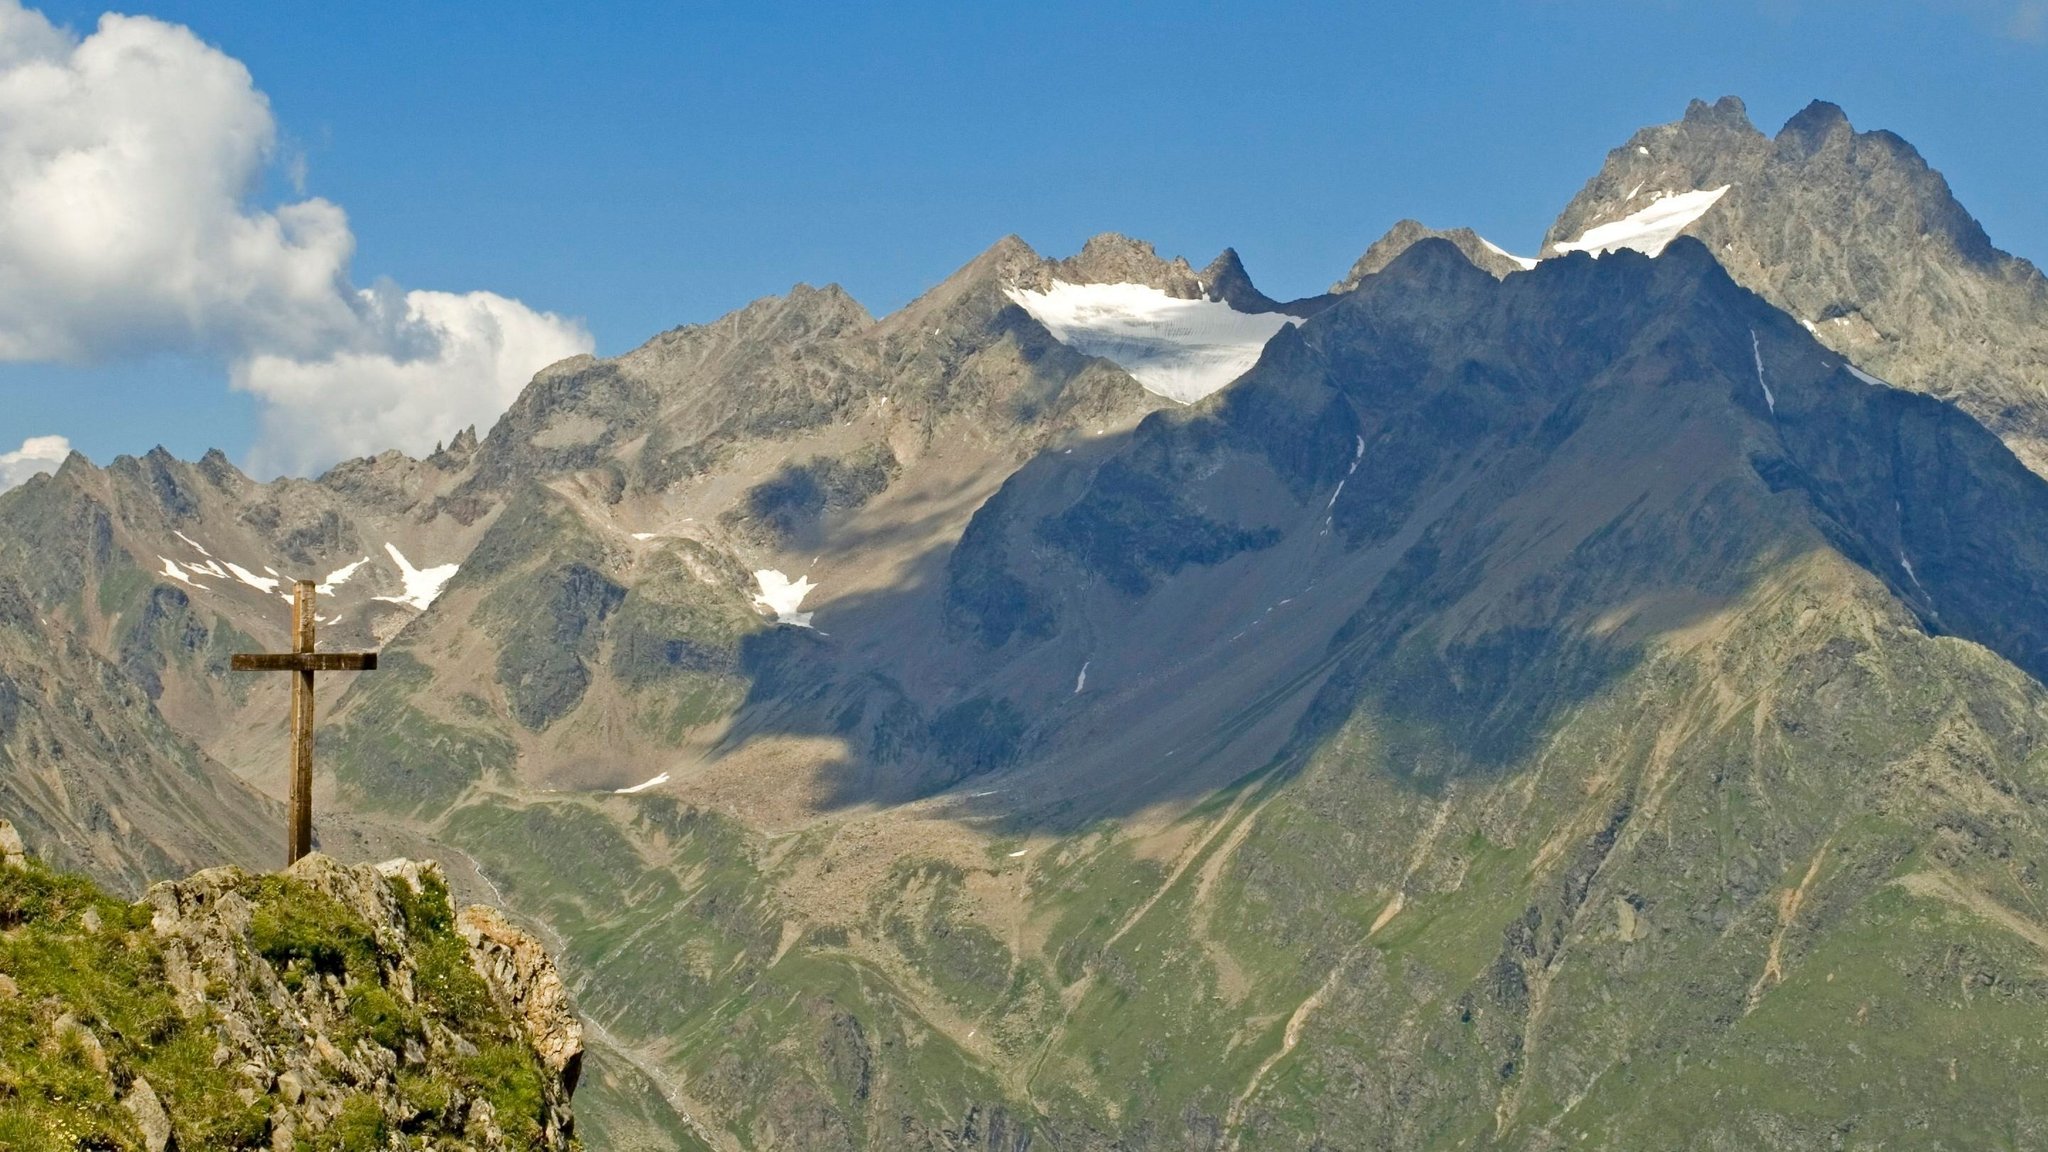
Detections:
[1004, 280, 1302, 404]
[615, 772, 671, 795]
[630, 532, 658, 541]
[1551, 186, 1730, 258]
[373, 543, 458, 612]
[1636, 145, 1650, 156]
[1846, 363, 1891, 389]
[225, 562, 279, 594]
[159, 557, 201, 587]
[318, 557, 371, 596]
[752, 569, 817, 628]
[1074, 661, 1090, 694]
[1750, 329, 1776, 414]
[1007, 849, 1028, 858]
[1478, 237, 1538, 271]
[173, 531, 211, 557]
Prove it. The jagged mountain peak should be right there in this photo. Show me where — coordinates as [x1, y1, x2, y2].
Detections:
[1538, 94, 2048, 470]
[1197, 246, 1278, 309]
[1681, 93, 1758, 132]
[872, 233, 1042, 332]
[426, 424, 481, 470]
[1350, 232, 1503, 297]
[1334, 219, 1535, 291]
[1776, 97, 1851, 146]
[195, 447, 247, 491]
[998, 231, 1207, 298]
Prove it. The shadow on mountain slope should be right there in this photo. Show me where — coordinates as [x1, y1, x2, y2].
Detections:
[693, 238, 2048, 830]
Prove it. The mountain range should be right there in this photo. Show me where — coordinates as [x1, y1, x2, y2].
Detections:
[8, 96, 2048, 1150]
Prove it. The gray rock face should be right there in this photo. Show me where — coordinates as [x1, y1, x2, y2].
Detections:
[457, 903, 585, 1093]
[1007, 232, 1208, 297]
[1543, 95, 2048, 474]
[121, 1077, 173, 1152]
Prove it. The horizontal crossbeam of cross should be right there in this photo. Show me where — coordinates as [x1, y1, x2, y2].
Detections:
[230, 653, 379, 672]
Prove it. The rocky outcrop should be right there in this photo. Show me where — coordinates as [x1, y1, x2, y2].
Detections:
[147, 853, 582, 1150]
[458, 904, 585, 1093]
[0, 824, 582, 1150]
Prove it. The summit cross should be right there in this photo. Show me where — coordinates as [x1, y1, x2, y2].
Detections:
[231, 580, 377, 866]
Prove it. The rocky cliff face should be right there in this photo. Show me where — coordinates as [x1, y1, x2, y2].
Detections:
[1544, 95, 2048, 474]
[0, 820, 581, 1150]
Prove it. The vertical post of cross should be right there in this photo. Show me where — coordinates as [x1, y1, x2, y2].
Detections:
[232, 583, 376, 869]
[288, 579, 316, 865]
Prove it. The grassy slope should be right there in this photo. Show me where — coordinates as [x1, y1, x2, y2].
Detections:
[397, 543, 2048, 1150]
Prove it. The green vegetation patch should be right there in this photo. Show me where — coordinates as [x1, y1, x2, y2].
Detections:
[324, 651, 515, 817]
[0, 857, 270, 1151]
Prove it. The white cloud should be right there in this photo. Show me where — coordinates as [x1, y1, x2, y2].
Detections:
[0, 3, 593, 474]
[236, 288, 588, 476]
[0, 433, 68, 491]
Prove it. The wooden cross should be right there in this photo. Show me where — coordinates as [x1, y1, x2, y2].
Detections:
[231, 580, 377, 866]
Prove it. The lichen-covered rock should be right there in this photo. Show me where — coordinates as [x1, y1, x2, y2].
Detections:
[0, 833, 581, 1150]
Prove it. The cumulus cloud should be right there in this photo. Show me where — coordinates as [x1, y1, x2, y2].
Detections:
[0, 433, 69, 491]
[0, 2, 592, 473]
[236, 289, 589, 476]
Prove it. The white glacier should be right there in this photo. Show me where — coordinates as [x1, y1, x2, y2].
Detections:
[373, 543, 459, 612]
[752, 569, 817, 628]
[1003, 281, 1302, 404]
[1551, 186, 1731, 258]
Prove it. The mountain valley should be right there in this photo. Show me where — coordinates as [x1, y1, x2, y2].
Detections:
[8, 97, 2048, 1150]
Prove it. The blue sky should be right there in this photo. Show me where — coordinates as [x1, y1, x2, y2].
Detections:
[2, 0, 2043, 476]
